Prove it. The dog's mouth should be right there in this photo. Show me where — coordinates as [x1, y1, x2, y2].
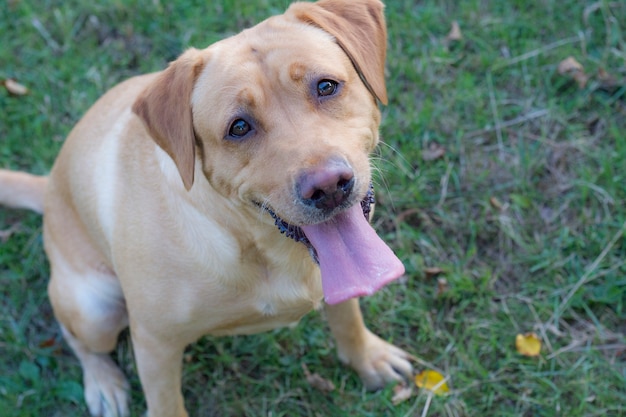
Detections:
[265, 184, 375, 262]
[261, 184, 405, 305]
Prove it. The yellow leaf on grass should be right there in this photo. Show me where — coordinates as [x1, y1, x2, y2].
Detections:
[516, 332, 541, 356]
[414, 370, 449, 395]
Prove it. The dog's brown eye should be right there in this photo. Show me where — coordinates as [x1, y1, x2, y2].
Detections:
[317, 79, 338, 97]
[229, 119, 251, 138]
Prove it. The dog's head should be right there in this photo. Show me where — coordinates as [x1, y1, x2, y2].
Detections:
[133, 0, 404, 304]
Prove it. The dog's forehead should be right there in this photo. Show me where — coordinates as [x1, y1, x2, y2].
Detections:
[191, 13, 356, 128]
[207, 14, 349, 81]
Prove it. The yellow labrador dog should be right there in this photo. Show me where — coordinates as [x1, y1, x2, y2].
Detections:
[0, 0, 413, 415]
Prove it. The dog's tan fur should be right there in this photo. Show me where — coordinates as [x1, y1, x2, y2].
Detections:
[0, 171, 47, 214]
[0, 1, 412, 416]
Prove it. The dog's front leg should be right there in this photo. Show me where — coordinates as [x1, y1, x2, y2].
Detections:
[131, 323, 188, 417]
[324, 298, 413, 390]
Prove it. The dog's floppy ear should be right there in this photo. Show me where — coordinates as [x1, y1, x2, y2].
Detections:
[132, 48, 205, 190]
[288, 0, 388, 105]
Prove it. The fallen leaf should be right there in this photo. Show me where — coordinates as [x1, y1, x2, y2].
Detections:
[489, 196, 504, 211]
[396, 208, 420, 224]
[39, 337, 58, 348]
[424, 266, 444, 277]
[446, 21, 463, 41]
[516, 332, 541, 357]
[301, 363, 335, 392]
[557, 57, 588, 89]
[557, 56, 583, 74]
[392, 383, 414, 405]
[414, 370, 449, 395]
[3, 78, 29, 96]
[422, 142, 446, 161]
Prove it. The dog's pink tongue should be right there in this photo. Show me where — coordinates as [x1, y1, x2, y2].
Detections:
[301, 204, 405, 305]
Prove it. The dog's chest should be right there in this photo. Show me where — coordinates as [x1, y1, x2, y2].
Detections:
[171, 236, 323, 336]
[146, 195, 324, 335]
[206, 264, 323, 336]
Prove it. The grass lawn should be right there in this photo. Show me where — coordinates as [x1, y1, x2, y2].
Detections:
[1, 0, 625, 416]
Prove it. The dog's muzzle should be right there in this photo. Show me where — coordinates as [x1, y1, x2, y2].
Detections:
[265, 183, 375, 263]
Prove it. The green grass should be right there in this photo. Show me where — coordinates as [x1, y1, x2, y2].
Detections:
[1, 0, 625, 416]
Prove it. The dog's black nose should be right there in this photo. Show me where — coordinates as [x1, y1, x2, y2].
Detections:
[298, 159, 355, 211]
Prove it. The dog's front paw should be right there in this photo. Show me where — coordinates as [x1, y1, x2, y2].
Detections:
[338, 329, 413, 390]
[83, 355, 130, 417]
